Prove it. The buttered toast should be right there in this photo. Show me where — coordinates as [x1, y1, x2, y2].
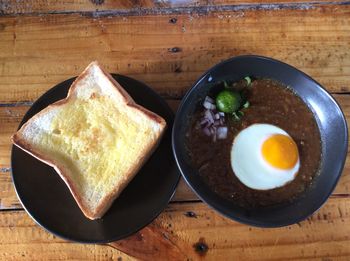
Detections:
[12, 61, 166, 220]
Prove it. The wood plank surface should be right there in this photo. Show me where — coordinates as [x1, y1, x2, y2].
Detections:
[0, 0, 346, 15]
[0, 198, 349, 260]
[0, 5, 349, 103]
[1, 1, 350, 260]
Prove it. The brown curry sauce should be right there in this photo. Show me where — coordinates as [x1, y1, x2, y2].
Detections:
[186, 79, 321, 208]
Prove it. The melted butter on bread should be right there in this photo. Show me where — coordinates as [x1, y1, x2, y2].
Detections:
[39, 92, 155, 192]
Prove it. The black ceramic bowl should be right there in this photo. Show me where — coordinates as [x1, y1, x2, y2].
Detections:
[172, 55, 348, 227]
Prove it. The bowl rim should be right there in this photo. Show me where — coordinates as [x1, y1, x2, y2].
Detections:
[172, 54, 348, 227]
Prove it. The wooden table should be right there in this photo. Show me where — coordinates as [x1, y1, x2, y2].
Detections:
[0, 0, 349, 260]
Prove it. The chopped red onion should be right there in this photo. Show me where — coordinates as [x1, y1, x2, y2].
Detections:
[204, 109, 214, 123]
[213, 120, 221, 126]
[203, 127, 211, 136]
[200, 118, 209, 126]
[210, 109, 216, 119]
[198, 97, 228, 141]
[203, 101, 216, 110]
[205, 96, 214, 104]
[217, 127, 228, 139]
[210, 126, 215, 135]
[203, 96, 216, 110]
[205, 121, 212, 128]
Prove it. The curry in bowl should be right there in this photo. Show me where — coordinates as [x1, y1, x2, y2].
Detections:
[173, 55, 347, 227]
[186, 78, 321, 208]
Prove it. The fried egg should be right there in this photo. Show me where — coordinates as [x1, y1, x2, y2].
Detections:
[230, 124, 300, 190]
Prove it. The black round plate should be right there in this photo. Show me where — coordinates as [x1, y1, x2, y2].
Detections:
[172, 55, 348, 227]
[11, 74, 180, 243]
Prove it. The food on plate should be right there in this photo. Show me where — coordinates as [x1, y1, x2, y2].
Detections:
[12, 61, 166, 219]
[186, 78, 321, 208]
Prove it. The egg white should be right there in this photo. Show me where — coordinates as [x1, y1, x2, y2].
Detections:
[230, 124, 300, 190]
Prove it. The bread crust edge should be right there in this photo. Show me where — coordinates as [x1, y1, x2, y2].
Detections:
[12, 61, 167, 220]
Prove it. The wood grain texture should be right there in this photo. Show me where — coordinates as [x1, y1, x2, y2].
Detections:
[111, 198, 350, 260]
[1, 1, 349, 260]
[0, 198, 349, 260]
[0, 106, 27, 168]
[0, 0, 346, 15]
[0, 5, 349, 102]
[0, 209, 133, 260]
[0, 169, 22, 209]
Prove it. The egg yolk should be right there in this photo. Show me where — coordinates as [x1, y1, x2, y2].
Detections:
[261, 134, 299, 170]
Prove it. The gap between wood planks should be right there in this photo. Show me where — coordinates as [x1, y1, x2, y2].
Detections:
[1, 1, 350, 17]
[0, 101, 35, 107]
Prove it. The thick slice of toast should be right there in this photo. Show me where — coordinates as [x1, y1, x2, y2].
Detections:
[12, 61, 166, 220]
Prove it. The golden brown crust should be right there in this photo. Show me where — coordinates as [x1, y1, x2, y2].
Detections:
[97, 62, 166, 127]
[11, 63, 101, 219]
[11, 61, 166, 220]
[130, 104, 167, 125]
[99, 65, 136, 104]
